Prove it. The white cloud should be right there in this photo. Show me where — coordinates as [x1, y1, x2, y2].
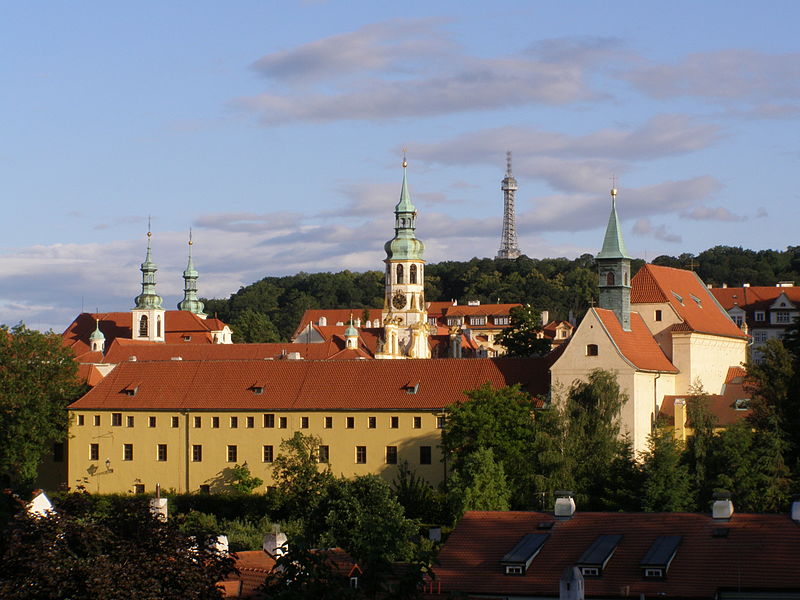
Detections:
[681, 206, 747, 222]
[632, 218, 682, 243]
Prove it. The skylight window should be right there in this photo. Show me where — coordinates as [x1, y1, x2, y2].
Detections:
[640, 535, 682, 579]
[690, 294, 702, 307]
[577, 534, 623, 577]
[500, 533, 550, 575]
[671, 291, 684, 305]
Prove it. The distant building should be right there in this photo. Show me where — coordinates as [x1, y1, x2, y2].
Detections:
[709, 282, 798, 361]
[432, 495, 800, 598]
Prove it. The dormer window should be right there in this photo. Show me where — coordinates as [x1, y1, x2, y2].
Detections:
[501, 533, 549, 576]
[250, 385, 264, 394]
[755, 311, 765, 321]
[640, 535, 681, 580]
[183, 335, 192, 342]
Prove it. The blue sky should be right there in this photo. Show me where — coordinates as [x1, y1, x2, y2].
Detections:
[2, 1, 799, 331]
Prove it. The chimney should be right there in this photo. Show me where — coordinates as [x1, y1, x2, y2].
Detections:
[743, 283, 750, 288]
[559, 566, 585, 600]
[722, 283, 727, 288]
[541, 310, 550, 326]
[673, 399, 687, 442]
[263, 531, 288, 558]
[712, 491, 734, 520]
[791, 496, 800, 522]
[286, 352, 302, 360]
[554, 490, 576, 519]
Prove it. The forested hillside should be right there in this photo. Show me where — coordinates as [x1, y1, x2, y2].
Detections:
[203, 245, 800, 342]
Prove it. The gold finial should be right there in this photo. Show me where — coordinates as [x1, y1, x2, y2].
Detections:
[610, 174, 617, 199]
[188, 227, 193, 246]
[402, 147, 408, 168]
[147, 215, 152, 238]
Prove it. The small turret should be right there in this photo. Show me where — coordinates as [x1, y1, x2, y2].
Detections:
[131, 224, 166, 342]
[344, 315, 358, 350]
[89, 319, 105, 353]
[178, 230, 206, 317]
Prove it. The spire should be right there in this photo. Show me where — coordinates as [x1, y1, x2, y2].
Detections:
[178, 229, 206, 315]
[496, 151, 521, 260]
[344, 313, 358, 338]
[596, 186, 631, 260]
[384, 155, 424, 261]
[89, 318, 105, 353]
[134, 226, 164, 310]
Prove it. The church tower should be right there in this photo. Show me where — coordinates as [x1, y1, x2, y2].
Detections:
[131, 229, 166, 342]
[596, 186, 631, 331]
[496, 151, 521, 260]
[378, 157, 429, 359]
[177, 230, 206, 318]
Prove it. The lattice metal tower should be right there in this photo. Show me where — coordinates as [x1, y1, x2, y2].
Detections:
[496, 151, 521, 259]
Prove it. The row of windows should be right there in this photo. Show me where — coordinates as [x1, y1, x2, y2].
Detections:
[444, 316, 509, 327]
[89, 443, 434, 465]
[78, 413, 445, 430]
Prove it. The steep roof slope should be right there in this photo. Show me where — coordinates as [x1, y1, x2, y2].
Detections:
[69, 357, 550, 411]
[594, 308, 677, 373]
[631, 264, 747, 339]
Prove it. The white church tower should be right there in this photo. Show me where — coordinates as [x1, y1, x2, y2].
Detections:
[131, 229, 166, 342]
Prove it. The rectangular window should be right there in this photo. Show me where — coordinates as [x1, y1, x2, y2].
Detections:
[301, 416, 309, 429]
[413, 416, 422, 429]
[212, 416, 220, 429]
[246, 416, 254, 428]
[157, 444, 167, 462]
[134, 484, 145, 494]
[149, 416, 157, 428]
[428, 317, 438, 326]
[52, 443, 64, 463]
[264, 414, 275, 428]
[192, 445, 202, 462]
[126, 415, 134, 428]
[112, 413, 122, 427]
[325, 416, 333, 429]
[469, 316, 486, 326]
[171, 416, 179, 428]
[368, 416, 376, 429]
[754, 331, 768, 343]
[346, 416, 355, 429]
[230, 416, 239, 429]
[355, 446, 367, 464]
[90, 443, 99, 461]
[227, 445, 238, 463]
[318, 445, 329, 464]
[263, 445, 274, 463]
[733, 315, 743, 326]
[776, 311, 791, 324]
[77, 414, 85, 426]
[386, 446, 398, 464]
[194, 416, 201, 428]
[437, 416, 445, 429]
[93, 415, 100, 426]
[123, 444, 133, 461]
[654, 309, 662, 322]
[279, 416, 287, 429]
[494, 316, 510, 326]
[420, 446, 432, 465]
[390, 416, 399, 429]
[755, 311, 765, 322]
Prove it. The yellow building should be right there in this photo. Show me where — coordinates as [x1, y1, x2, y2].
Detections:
[65, 357, 547, 494]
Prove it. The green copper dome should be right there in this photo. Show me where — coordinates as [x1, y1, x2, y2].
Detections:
[384, 161, 425, 261]
[178, 235, 206, 316]
[134, 233, 164, 309]
[89, 319, 105, 341]
[596, 192, 631, 260]
[344, 318, 358, 338]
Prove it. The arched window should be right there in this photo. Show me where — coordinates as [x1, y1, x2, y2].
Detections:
[606, 271, 615, 286]
[396, 264, 404, 284]
[157, 316, 162, 337]
[138, 315, 148, 337]
[624, 271, 628, 286]
[586, 344, 599, 356]
[410, 264, 417, 284]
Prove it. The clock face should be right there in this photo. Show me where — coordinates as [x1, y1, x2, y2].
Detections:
[392, 292, 407, 310]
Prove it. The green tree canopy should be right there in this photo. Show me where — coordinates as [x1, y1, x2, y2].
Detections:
[495, 305, 551, 357]
[0, 323, 85, 487]
[640, 425, 693, 512]
[446, 447, 511, 523]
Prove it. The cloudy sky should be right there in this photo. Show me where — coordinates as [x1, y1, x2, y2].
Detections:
[2, 1, 799, 331]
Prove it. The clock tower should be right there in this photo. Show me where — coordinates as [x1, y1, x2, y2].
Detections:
[377, 158, 430, 358]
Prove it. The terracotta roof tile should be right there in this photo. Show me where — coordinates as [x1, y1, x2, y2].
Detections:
[632, 265, 747, 339]
[710, 285, 800, 312]
[594, 308, 677, 373]
[68, 357, 550, 411]
[445, 304, 521, 317]
[435, 510, 800, 598]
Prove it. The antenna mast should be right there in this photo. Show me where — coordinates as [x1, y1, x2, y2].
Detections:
[496, 151, 521, 259]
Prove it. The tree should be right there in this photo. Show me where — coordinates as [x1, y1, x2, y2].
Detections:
[230, 308, 281, 343]
[228, 462, 264, 494]
[446, 448, 511, 523]
[0, 323, 85, 487]
[272, 432, 333, 523]
[0, 491, 234, 599]
[683, 390, 718, 510]
[442, 384, 537, 507]
[640, 425, 693, 512]
[495, 305, 551, 357]
[392, 460, 442, 523]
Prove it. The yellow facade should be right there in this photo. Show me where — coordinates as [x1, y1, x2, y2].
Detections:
[67, 408, 446, 494]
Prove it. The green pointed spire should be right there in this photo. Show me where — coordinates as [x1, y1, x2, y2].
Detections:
[384, 157, 424, 261]
[344, 313, 358, 338]
[596, 188, 631, 260]
[89, 318, 105, 342]
[178, 229, 206, 315]
[134, 230, 164, 310]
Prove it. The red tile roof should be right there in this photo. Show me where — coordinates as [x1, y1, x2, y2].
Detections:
[632, 265, 747, 339]
[68, 356, 550, 411]
[293, 308, 384, 339]
[710, 285, 800, 311]
[594, 308, 678, 373]
[660, 366, 752, 427]
[445, 303, 520, 317]
[435, 510, 800, 598]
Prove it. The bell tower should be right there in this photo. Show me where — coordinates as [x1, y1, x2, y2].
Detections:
[131, 227, 166, 342]
[596, 186, 631, 331]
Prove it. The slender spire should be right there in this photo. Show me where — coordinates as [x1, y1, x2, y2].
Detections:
[385, 155, 424, 261]
[134, 225, 164, 309]
[596, 186, 631, 260]
[89, 318, 104, 341]
[496, 151, 521, 260]
[395, 152, 416, 214]
[178, 228, 205, 315]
